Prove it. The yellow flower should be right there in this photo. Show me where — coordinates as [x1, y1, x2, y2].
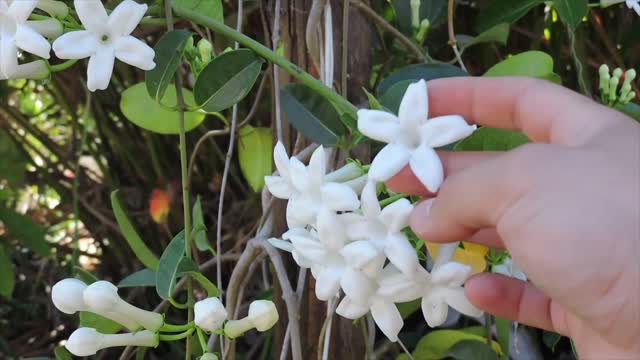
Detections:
[426, 242, 488, 275]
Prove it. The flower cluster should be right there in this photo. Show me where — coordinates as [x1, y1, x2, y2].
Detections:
[599, 64, 636, 107]
[266, 80, 483, 342]
[0, 0, 155, 90]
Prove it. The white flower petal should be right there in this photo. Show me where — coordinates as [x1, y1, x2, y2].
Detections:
[420, 115, 476, 148]
[340, 268, 374, 300]
[107, 0, 147, 37]
[357, 109, 401, 143]
[315, 268, 342, 300]
[52, 31, 98, 59]
[74, 0, 109, 34]
[384, 233, 419, 275]
[361, 253, 386, 278]
[409, 144, 443, 193]
[267, 238, 293, 253]
[443, 288, 483, 318]
[114, 36, 155, 70]
[316, 209, 345, 251]
[431, 262, 471, 287]
[86, 46, 115, 91]
[286, 196, 316, 228]
[307, 145, 327, 188]
[8, 0, 38, 22]
[340, 240, 380, 269]
[360, 181, 380, 219]
[273, 142, 290, 178]
[15, 24, 51, 59]
[292, 249, 313, 268]
[398, 79, 428, 128]
[336, 297, 369, 319]
[433, 242, 459, 268]
[26, 19, 63, 39]
[379, 198, 413, 233]
[288, 157, 310, 192]
[264, 175, 293, 199]
[377, 270, 423, 303]
[0, 37, 18, 79]
[288, 234, 326, 261]
[371, 298, 403, 342]
[320, 182, 359, 212]
[369, 143, 412, 182]
[421, 291, 448, 327]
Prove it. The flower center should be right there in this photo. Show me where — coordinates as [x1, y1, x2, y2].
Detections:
[100, 34, 110, 44]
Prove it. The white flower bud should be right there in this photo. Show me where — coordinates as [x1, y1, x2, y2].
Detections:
[200, 353, 219, 360]
[324, 163, 362, 183]
[65, 328, 158, 357]
[599, 64, 611, 92]
[1, 60, 50, 81]
[37, 0, 69, 17]
[194, 298, 228, 332]
[224, 300, 279, 338]
[52, 278, 89, 314]
[83, 281, 163, 331]
[26, 19, 63, 39]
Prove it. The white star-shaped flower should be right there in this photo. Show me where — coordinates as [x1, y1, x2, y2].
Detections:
[492, 256, 527, 281]
[264, 142, 359, 228]
[52, 0, 156, 91]
[0, 0, 53, 78]
[357, 79, 477, 193]
[342, 181, 419, 276]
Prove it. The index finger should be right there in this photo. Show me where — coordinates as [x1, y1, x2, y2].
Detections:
[426, 77, 619, 145]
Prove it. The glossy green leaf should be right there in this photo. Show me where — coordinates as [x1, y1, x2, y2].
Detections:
[0, 243, 15, 299]
[543, 331, 562, 351]
[238, 126, 272, 192]
[194, 49, 263, 112]
[121, 83, 205, 135]
[280, 83, 345, 145]
[174, 0, 223, 22]
[397, 299, 421, 319]
[618, 102, 640, 121]
[156, 230, 186, 299]
[0, 207, 50, 257]
[0, 128, 26, 186]
[118, 269, 157, 288]
[461, 23, 511, 52]
[111, 190, 159, 270]
[363, 88, 383, 110]
[79, 312, 122, 334]
[54, 346, 72, 360]
[392, 0, 447, 34]
[460, 326, 487, 337]
[146, 30, 193, 102]
[177, 257, 220, 297]
[554, 0, 588, 31]
[476, 0, 544, 33]
[445, 340, 499, 360]
[192, 197, 209, 252]
[455, 127, 530, 151]
[483, 51, 554, 78]
[495, 317, 511, 356]
[379, 80, 414, 114]
[378, 63, 467, 95]
[412, 329, 503, 359]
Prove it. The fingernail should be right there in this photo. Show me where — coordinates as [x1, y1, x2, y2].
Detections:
[410, 198, 434, 237]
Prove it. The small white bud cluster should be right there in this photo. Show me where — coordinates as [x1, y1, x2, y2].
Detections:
[223, 300, 279, 339]
[599, 64, 637, 106]
[194, 297, 228, 332]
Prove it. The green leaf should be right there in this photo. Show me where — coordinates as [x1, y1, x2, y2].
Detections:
[455, 127, 530, 151]
[397, 299, 421, 319]
[363, 88, 383, 110]
[617, 102, 640, 121]
[0, 243, 15, 299]
[156, 230, 186, 300]
[177, 257, 220, 297]
[74, 266, 98, 284]
[459, 326, 487, 337]
[174, 0, 223, 22]
[476, 0, 544, 33]
[192, 197, 210, 252]
[554, 0, 588, 32]
[412, 329, 503, 359]
[280, 83, 345, 146]
[460, 23, 511, 52]
[238, 126, 272, 192]
[543, 331, 562, 351]
[121, 83, 205, 135]
[54, 346, 72, 360]
[495, 317, 511, 356]
[0, 207, 50, 257]
[79, 312, 122, 334]
[111, 190, 159, 270]
[118, 269, 157, 288]
[0, 128, 27, 186]
[146, 30, 193, 102]
[194, 49, 263, 112]
[483, 51, 554, 78]
[378, 63, 467, 95]
[445, 340, 499, 360]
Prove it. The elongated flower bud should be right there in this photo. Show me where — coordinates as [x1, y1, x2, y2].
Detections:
[200, 353, 219, 360]
[37, 0, 69, 17]
[52, 278, 89, 314]
[410, 0, 421, 29]
[194, 298, 228, 332]
[224, 300, 279, 338]
[0, 60, 50, 81]
[26, 19, 63, 39]
[599, 64, 610, 92]
[65, 328, 158, 357]
[83, 281, 163, 331]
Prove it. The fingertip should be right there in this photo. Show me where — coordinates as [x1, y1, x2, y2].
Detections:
[409, 199, 434, 239]
[464, 273, 506, 309]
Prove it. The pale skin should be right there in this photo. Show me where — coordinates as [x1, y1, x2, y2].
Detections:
[386, 77, 640, 359]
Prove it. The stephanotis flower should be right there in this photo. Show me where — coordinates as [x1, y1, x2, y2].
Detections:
[343, 181, 419, 276]
[357, 79, 477, 193]
[264, 142, 359, 228]
[52, 0, 156, 91]
[0, 0, 56, 78]
[65, 328, 158, 357]
[601, 0, 640, 15]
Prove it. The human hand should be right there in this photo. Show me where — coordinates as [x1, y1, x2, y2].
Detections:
[387, 77, 640, 358]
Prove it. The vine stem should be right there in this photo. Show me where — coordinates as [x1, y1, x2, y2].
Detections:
[447, 0, 467, 72]
[163, 1, 194, 359]
[172, 5, 357, 118]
